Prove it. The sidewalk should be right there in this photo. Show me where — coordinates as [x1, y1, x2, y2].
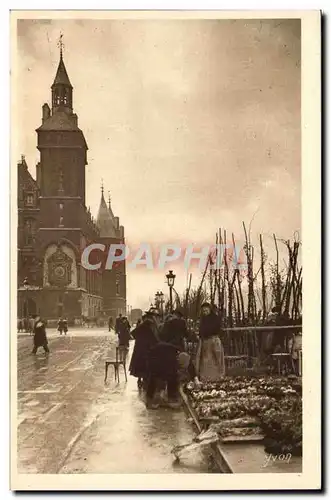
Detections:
[17, 334, 212, 474]
[59, 348, 212, 474]
[17, 327, 113, 337]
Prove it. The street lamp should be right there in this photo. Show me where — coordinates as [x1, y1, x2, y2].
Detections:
[155, 291, 165, 317]
[166, 270, 176, 312]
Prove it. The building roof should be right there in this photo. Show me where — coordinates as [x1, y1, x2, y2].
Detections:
[36, 111, 80, 131]
[96, 191, 117, 238]
[51, 53, 73, 89]
[18, 156, 38, 190]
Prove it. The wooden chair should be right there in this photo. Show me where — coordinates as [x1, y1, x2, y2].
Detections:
[104, 346, 128, 383]
[271, 352, 295, 375]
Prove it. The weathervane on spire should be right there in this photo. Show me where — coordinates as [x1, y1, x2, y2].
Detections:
[108, 191, 111, 209]
[57, 33, 64, 59]
[101, 178, 104, 196]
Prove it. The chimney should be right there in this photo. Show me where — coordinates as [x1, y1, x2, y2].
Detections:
[42, 103, 50, 123]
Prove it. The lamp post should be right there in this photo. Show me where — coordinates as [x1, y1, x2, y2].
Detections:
[155, 291, 165, 318]
[159, 291, 164, 318]
[166, 270, 176, 312]
[155, 291, 163, 316]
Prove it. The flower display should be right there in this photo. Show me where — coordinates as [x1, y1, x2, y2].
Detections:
[184, 375, 302, 455]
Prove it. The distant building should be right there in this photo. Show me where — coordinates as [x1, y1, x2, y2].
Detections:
[17, 47, 126, 324]
[130, 309, 143, 324]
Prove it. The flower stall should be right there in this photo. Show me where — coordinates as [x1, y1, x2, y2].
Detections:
[178, 375, 302, 473]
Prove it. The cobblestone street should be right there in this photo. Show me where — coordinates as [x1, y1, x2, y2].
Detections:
[17, 331, 211, 474]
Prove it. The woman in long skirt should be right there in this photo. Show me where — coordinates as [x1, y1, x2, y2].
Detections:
[129, 312, 159, 387]
[195, 302, 225, 381]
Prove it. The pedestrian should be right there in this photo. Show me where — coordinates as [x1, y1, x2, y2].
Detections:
[23, 317, 29, 333]
[146, 312, 199, 409]
[195, 302, 225, 382]
[32, 315, 49, 354]
[146, 341, 180, 409]
[28, 317, 34, 335]
[288, 330, 302, 375]
[115, 313, 123, 335]
[129, 310, 160, 389]
[63, 318, 68, 335]
[118, 316, 131, 348]
[159, 309, 190, 351]
[108, 316, 114, 332]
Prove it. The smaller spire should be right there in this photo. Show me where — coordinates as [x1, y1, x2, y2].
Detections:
[101, 179, 104, 197]
[108, 191, 111, 210]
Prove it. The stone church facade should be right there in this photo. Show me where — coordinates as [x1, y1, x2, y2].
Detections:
[17, 49, 126, 325]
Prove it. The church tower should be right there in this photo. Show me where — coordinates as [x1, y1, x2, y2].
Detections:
[18, 39, 126, 324]
[36, 43, 87, 206]
[31, 40, 103, 322]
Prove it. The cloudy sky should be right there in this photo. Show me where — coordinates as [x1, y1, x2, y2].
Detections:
[16, 18, 301, 310]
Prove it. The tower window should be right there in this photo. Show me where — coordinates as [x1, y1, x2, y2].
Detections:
[116, 278, 120, 296]
[24, 218, 36, 245]
[25, 193, 34, 206]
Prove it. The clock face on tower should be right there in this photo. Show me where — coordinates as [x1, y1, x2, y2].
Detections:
[47, 247, 72, 287]
[54, 266, 65, 278]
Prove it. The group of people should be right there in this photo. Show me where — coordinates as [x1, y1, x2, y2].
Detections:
[128, 302, 226, 409]
[17, 317, 35, 334]
[57, 318, 68, 335]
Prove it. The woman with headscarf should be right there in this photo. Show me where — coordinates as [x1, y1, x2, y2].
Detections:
[195, 302, 225, 381]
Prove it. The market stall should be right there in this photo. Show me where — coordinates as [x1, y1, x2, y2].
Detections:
[178, 375, 302, 473]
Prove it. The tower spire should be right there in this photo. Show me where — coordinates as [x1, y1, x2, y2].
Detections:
[57, 33, 64, 60]
[52, 35, 73, 114]
[96, 185, 117, 238]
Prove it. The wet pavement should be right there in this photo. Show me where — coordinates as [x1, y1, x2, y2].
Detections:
[17, 331, 212, 474]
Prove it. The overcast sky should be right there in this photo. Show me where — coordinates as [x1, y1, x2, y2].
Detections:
[16, 18, 301, 310]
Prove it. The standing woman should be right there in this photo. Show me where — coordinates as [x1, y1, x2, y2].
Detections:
[118, 316, 131, 349]
[129, 311, 160, 388]
[195, 302, 225, 381]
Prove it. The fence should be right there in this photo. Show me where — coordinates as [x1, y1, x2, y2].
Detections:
[187, 324, 302, 375]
